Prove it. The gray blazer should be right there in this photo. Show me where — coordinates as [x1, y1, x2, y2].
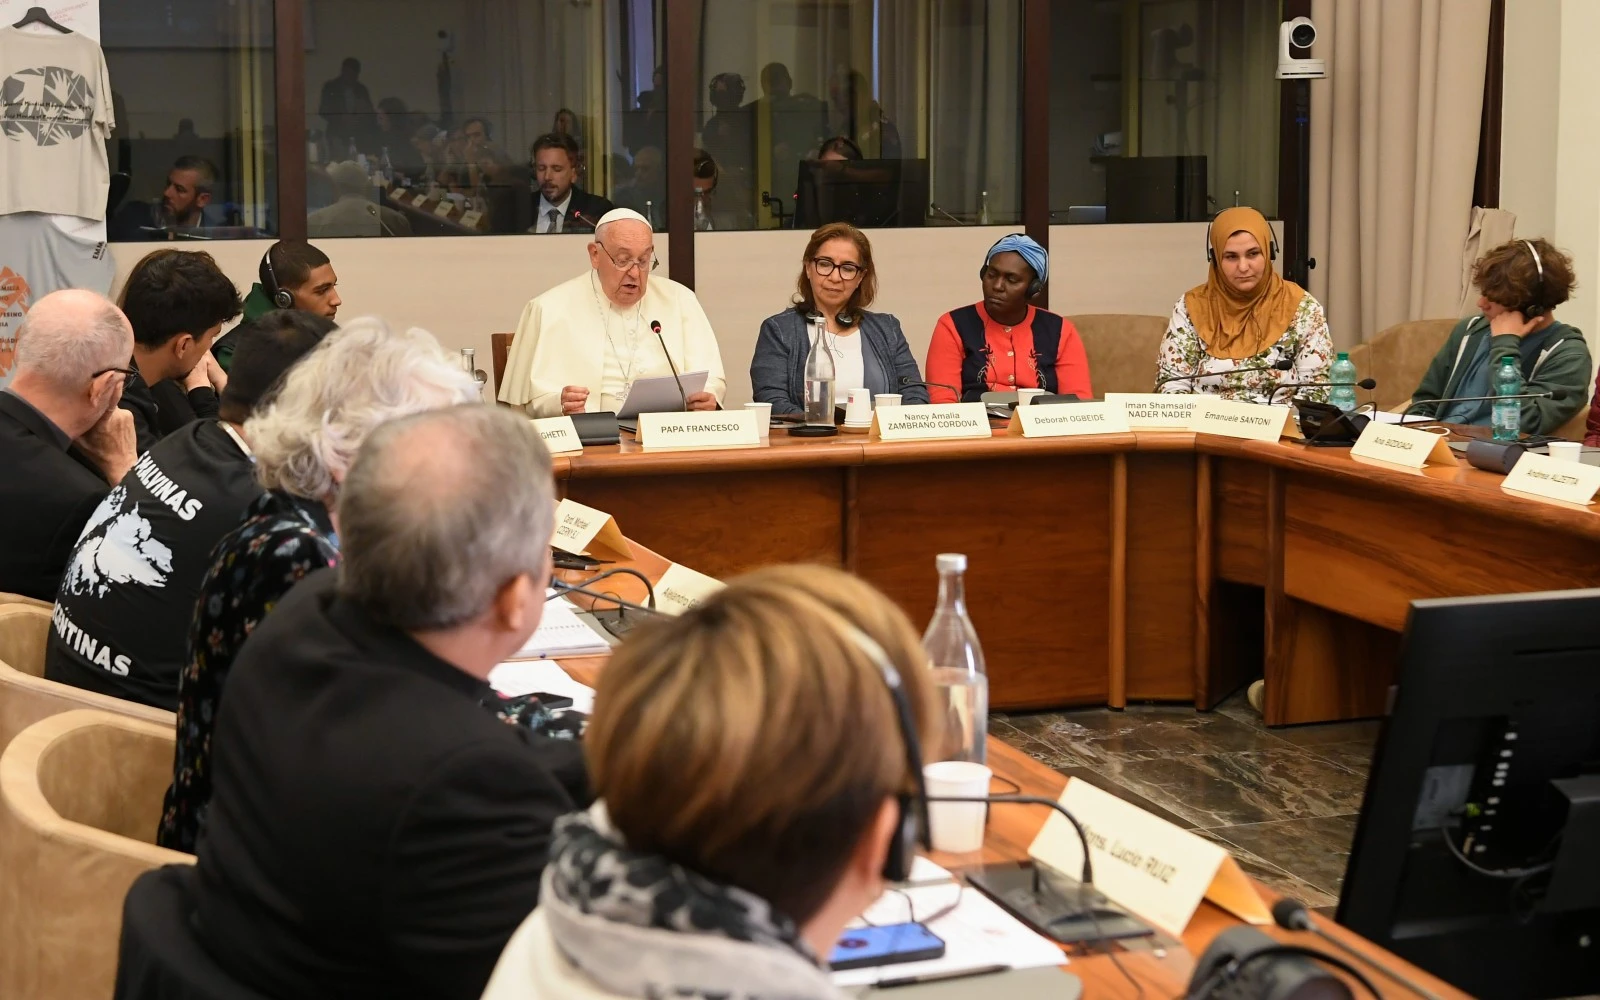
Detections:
[750, 308, 930, 415]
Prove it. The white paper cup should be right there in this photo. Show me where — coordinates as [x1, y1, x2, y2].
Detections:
[844, 388, 872, 426]
[744, 401, 772, 439]
[923, 761, 991, 853]
[1016, 388, 1046, 407]
[874, 393, 903, 410]
[1548, 441, 1582, 463]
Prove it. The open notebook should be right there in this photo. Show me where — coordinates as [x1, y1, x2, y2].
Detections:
[510, 591, 613, 659]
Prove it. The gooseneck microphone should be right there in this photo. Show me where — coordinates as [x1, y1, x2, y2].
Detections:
[1268, 377, 1377, 405]
[568, 209, 598, 232]
[928, 202, 969, 226]
[1272, 899, 1443, 1000]
[900, 375, 960, 397]
[927, 794, 1093, 887]
[1399, 388, 1566, 425]
[1154, 358, 1293, 391]
[651, 320, 688, 412]
[549, 577, 659, 614]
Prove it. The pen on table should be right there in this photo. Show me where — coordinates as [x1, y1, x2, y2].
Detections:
[872, 964, 1011, 989]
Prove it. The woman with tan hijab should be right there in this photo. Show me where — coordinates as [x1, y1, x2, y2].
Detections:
[1155, 207, 1333, 402]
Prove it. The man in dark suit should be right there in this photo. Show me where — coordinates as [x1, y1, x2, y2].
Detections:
[529, 131, 614, 234]
[0, 290, 138, 601]
[190, 404, 584, 1000]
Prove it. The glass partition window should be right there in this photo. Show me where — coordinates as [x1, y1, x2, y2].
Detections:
[303, 0, 667, 238]
[102, 0, 278, 241]
[689, 0, 1022, 231]
[1049, 0, 1281, 225]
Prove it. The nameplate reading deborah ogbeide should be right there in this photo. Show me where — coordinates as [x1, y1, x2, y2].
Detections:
[551, 498, 632, 560]
[529, 416, 583, 456]
[638, 410, 761, 450]
[1190, 397, 1290, 442]
[869, 403, 990, 442]
[1105, 393, 1201, 430]
[1008, 400, 1130, 438]
[1349, 421, 1456, 469]
[1028, 778, 1271, 938]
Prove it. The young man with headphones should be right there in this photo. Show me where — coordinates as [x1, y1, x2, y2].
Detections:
[924, 233, 1093, 403]
[1408, 237, 1589, 436]
[222, 241, 342, 371]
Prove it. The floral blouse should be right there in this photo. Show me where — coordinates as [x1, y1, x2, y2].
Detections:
[1155, 292, 1334, 404]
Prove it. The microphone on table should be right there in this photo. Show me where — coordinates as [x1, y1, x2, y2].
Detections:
[1272, 899, 1443, 1000]
[651, 320, 688, 411]
[550, 576, 659, 614]
[928, 794, 1092, 888]
[900, 375, 960, 398]
[928, 202, 969, 226]
[1399, 388, 1566, 425]
[1153, 358, 1293, 391]
[568, 209, 598, 232]
[1268, 378, 1377, 405]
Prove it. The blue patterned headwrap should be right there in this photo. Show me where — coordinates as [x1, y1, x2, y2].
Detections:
[984, 234, 1048, 285]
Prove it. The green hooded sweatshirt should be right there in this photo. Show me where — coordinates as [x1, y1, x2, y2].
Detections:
[212, 282, 278, 372]
[1407, 315, 1590, 434]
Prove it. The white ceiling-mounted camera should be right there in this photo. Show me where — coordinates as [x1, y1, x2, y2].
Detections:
[1276, 17, 1325, 79]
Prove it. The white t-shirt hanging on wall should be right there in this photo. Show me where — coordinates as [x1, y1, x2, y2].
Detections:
[0, 26, 116, 220]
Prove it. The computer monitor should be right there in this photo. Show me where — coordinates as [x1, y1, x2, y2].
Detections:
[1338, 589, 1600, 1000]
[793, 158, 930, 229]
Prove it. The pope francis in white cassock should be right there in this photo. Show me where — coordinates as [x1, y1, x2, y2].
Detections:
[497, 208, 727, 417]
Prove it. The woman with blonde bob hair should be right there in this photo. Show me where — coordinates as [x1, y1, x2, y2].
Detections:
[158, 318, 481, 851]
[481, 565, 938, 1000]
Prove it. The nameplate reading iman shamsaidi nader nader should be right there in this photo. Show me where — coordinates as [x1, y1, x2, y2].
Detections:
[529, 416, 583, 456]
[1104, 393, 1203, 430]
[637, 410, 761, 450]
[551, 498, 633, 560]
[1007, 400, 1130, 438]
[1349, 421, 1456, 469]
[869, 403, 990, 442]
[1189, 397, 1291, 442]
[1501, 451, 1600, 506]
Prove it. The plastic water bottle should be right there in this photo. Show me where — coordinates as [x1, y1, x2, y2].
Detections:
[923, 553, 989, 764]
[803, 315, 835, 426]
[1492, 356, 1522, 442]
[978, 190, 991, 226]
[1329, 352, 1358, 412]
[379, 146, 394, 184]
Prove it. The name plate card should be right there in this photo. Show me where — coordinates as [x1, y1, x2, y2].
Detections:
[1105, 393, 1201, 430]
[1349, 422, 1456, 469]
[412, 193, 429, 207]
[434, 200, 456, 217]
[460, 210, 484, 230]
[1190, 398, 1291, 442]
[551, 499, 632, 560]
[389, 188, 408, 203]
[869, 403, 990, 442]
[1502, 452, 1600, 505]
[1029, 778, 1270, 937]
[638, 410, 760, 450]
[530, 416, 583, 456]
[654, 562, 725, 615]
[1007, 401, 1130, 438]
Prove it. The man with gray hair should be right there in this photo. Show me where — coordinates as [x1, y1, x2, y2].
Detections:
[0, 290, 138, 599]
[188, 404, 583, 1000]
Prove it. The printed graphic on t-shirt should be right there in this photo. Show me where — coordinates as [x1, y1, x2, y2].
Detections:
[1, 65, 96, 146]
[0, 265, 28, 379]
[64, 485, 175, 598]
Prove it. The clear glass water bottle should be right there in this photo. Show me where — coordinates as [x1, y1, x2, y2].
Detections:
[923, 553, 989, 764]
[978, 190, 991, 226]
[1329, 351, 1358, 412]
[1492, 355, 1522, 442]
[803, 315, 835, 426]
[461, 347, 485, 400]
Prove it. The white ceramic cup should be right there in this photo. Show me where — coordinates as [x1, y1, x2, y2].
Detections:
[844, 388, 872, 426]
[923, 761, 991, 853]
[744, 401, 772, 440]
[1548, 441, 1582, 463]
[874, 393, 903, 410]
[1016, 388, 1047, 407]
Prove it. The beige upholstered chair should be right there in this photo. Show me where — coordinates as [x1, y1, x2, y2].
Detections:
[1069, 314, 1169, 395]
[0, 603, 49, 678]
[1359, 318, 1457, 412]
[0, 591, 51, 610]
[0, 710, 191, 1000]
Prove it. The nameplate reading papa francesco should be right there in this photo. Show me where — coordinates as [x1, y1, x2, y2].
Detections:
[1028, 778, 1270, 937]
[869, 403, 989, 442]
[1007, 400, 1129, 438]
[550, 498, 632, 560]
[1349, 421, 1456, 469]
[1189, 397, 1290, 442]
[528, 416, 583, 456]
[638, 410, 761, 450]
[1502, 451, 1600, 505]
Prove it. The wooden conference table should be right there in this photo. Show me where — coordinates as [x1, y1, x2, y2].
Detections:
[547, 423, 1600, 726]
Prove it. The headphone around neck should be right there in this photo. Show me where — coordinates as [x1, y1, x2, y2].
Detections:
[979, 234, 1043, 298]
[843, 627, 929, 883]
[1204, 220, 1279, 265]
[261, 249, 294, 310]
[807, 308, 857, 328]
[1521, 239, 1547, 318]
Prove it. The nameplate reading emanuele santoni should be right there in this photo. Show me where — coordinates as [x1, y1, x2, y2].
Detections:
[869, 403, 989, 442]
[1189, 398, 1290, 442]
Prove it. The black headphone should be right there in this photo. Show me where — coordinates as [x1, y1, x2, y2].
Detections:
[1204, 219, 1278, 264]
[1522, 239, 1547, 318]
[845, 627, 929, 883]
[806, 309, 857, 329]
[260, 248, 294, 310]
[979, 234, 1044, 297]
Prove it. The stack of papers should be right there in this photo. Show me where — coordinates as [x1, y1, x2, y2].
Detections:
[488, 659, 596, 714]
[512, 591, 612, 658]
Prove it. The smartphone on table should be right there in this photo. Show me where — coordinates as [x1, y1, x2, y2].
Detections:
[829, 922, 946, 971]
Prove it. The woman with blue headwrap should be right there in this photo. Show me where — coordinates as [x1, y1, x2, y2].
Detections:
[925, 234, 1092, 403]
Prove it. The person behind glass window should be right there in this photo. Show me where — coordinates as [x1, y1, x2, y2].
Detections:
[108, 156, 219, 241]
[925, 234, 1092, 403]
[530, 132, 616, 234]
[751, 222, 927, 414]
[1155, 207, 1332, 403]
[480, 565, 936, 1000]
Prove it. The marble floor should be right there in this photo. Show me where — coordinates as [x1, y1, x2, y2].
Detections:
[991, 689, 1383, 914]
